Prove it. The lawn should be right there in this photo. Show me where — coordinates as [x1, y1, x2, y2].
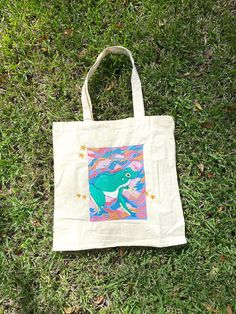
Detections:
[0, 0, 235, 313]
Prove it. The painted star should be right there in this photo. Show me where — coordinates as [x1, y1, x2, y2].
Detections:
[80, 145, 86, 150]
[77, 193, 81, 198]
[150, 194, 155, 200]
[145, 191, 149, 196]
[79, 153, 84, 158]
[82, 195, 87, 200]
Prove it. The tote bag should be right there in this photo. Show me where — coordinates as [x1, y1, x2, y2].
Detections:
[52, 46, 187, 251]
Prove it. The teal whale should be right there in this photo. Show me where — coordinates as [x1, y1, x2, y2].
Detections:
[89, 168, 138, 215]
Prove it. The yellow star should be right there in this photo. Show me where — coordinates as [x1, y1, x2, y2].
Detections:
[79, 153, 84, 158]
[145, 191, 149, 196]
[150, 194, 155, 200]
[77, 193, 81, 198]
[82, 195, 87, 200]
[80, 145, 86, 150]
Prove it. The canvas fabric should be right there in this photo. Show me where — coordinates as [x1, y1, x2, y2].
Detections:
[52, 46, 187, 251]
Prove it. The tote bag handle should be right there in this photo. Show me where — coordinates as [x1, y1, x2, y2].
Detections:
[81, 46, 145, 121]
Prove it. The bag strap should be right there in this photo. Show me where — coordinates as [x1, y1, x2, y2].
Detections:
[81, 46, 145, 121]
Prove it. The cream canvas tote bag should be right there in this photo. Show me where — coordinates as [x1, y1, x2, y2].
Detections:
[52, 46, 187, 251]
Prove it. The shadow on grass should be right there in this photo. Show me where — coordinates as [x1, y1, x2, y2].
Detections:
[59, 244, 188, 261]
[2, 267, 41, 313]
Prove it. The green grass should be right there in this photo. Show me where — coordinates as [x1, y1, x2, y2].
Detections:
[0, 0, 235, 313]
